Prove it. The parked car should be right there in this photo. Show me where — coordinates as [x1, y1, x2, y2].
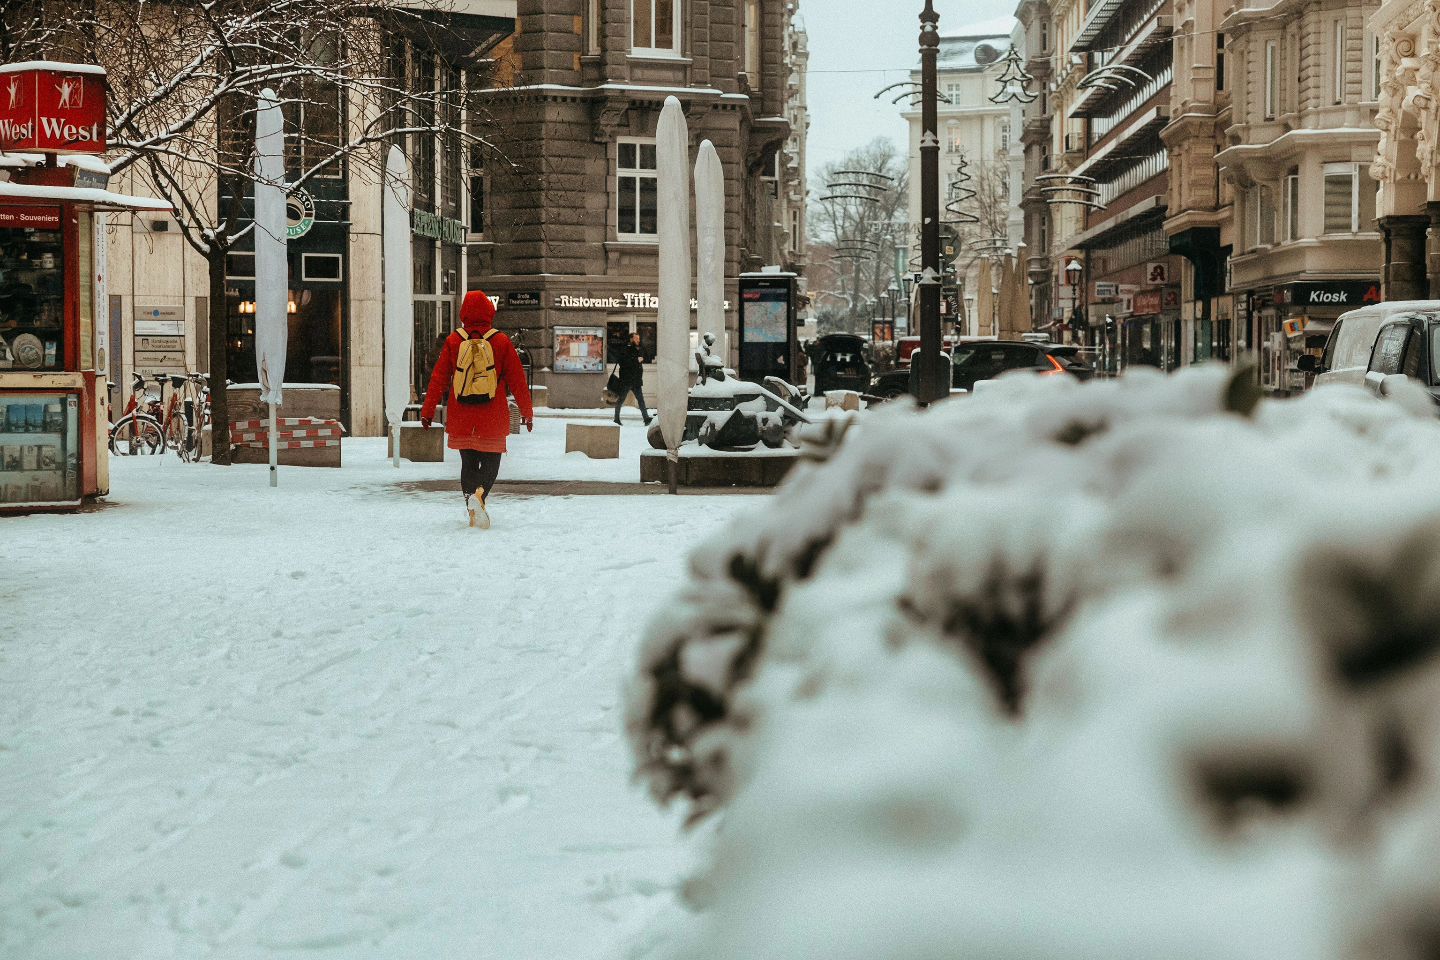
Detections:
[1306, 301, 1440, 387]
[812, 333, 871, 394]
[868, 340, 1093, 399]
[1358, 313, 1440, 409]
[895, 335, 960, 367]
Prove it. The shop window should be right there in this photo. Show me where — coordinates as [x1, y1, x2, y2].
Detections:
[0, 227, 65, 372]
[302, 253, 343, 282]
[633, 0, 680, 54]
[227, 252, 256, 280]
[606, 319, 657, 363]
[617, 138, 659, 240]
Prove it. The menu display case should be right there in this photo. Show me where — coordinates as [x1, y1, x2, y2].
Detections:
[0, 390, 80, 507]
[0, 224, 66, 371]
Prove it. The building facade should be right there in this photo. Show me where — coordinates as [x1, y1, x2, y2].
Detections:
[1063, 0, 1181, 373]
[1218, 0, 1382, 394]
[99, 2, 517, 438]
[475, 0, 807, 407]
[1372, 0, 1440, 300]
[1162, 0, 1233, 367]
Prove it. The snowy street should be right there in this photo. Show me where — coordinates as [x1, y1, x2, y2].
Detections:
[1, 420, 749, 959]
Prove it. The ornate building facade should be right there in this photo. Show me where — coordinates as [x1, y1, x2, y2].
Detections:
[1373, 0, 1440, 300]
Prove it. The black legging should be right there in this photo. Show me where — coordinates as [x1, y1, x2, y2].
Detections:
[459, 450, 503, 498]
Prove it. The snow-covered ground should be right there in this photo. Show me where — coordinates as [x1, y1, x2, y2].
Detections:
[0, 415, 753, 960]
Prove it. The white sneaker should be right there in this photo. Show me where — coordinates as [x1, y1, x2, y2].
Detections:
[468, 493, 491, 530]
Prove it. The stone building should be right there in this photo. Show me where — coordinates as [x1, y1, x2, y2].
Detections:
[902, 21, 1017, 337]
[1016, 0, 1055, 330]
[1372, 0, 1440, 300]
[95, 1, 517, 438]
[1162, 0, 1233, 366]
[1062, 0, 1182, 373]
[475, 0, 807, 407]
[1218, 0, 1381, 394]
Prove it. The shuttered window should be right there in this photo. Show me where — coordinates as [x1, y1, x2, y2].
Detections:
[1324, 168, 1355, 234]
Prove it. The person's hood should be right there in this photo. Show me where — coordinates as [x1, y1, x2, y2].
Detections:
[460, 290, 497, 332]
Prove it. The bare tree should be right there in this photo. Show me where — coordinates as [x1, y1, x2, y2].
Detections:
[4, 0, 521, 463]
[808, 139, 909, 335]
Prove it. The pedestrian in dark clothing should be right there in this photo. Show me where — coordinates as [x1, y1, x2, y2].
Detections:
[614, 332, 652, 425]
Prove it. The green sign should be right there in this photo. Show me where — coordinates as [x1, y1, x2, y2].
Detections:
[286, 189, 316, 240]
[411, 209, 467, 246]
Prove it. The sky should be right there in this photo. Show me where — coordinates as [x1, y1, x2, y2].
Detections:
[803, 0, 1020, 178]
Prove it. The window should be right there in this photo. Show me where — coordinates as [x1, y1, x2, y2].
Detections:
[1323, 163, 1377, 233]
[227, 252, 256, 280]
[947, 123, 963, 154]
[1371, 323, 1410, 375]
[1040, 22, 1049, 53]
[1332, 19, 1346, 104]
[301, 253, 343, 282]
[468, 145, 485, 236]
[617, 138, 658, 238]
[1216, 33, 1226, 92]
[1285, 172, 1300, 242]
[999, 121, 1011, 153]
[1264, 39, 1278, 119]
[1430, 326, 1440, 384]
[1371, 32, 1383, 100]
[633, 0, 679, 54]
[744, 0, 761, 80]
[1256, 185, 1276, 247]
[584, 0, 601, 54]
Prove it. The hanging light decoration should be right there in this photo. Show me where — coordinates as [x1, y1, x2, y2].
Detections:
[989, 45, 1038, 104]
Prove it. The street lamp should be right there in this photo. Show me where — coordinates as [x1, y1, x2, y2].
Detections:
[915, 0, 946, 403]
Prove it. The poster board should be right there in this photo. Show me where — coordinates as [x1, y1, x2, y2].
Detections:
[554, 326, 605, 374]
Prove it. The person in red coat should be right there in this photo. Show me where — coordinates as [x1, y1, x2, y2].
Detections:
[421, 290, 534, 528]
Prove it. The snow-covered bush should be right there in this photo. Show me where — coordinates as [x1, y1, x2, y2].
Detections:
[625, 369, 1440, 960]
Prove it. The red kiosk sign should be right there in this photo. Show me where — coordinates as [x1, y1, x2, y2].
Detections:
[0, 63, 107, 154]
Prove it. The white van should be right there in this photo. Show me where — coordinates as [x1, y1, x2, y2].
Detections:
[1311, 301, 1440, 388]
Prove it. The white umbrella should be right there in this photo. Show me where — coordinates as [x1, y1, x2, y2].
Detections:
[253, 88, 288, 488]
[383, 146, 414, 467]
[656, 96, 692, 492]
[694, 140, 726, 364]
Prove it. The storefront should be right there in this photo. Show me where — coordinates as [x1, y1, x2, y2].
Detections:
[483, 282, 737, 408]
[0, 62, 170, 511]
[1242, 279, 1381, 394]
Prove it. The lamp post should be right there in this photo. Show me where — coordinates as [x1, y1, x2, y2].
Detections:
[916, 0, 946, 403]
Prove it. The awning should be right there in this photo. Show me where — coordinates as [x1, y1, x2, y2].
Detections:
[0, 181, 172, 213]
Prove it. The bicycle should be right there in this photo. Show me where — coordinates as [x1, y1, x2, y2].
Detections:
[154, 373, 209, 462]
[108, 373, 166, 456]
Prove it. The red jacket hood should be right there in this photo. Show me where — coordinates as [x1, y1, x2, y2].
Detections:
[460, 290, 497, 332]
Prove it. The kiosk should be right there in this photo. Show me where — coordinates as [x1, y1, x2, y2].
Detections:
[0, 61, 171, 512]
[738, 271, 799, 385]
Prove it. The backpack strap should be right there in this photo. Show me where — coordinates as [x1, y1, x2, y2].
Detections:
[455, 328, 470, 342]
[481, 329, 498, 343]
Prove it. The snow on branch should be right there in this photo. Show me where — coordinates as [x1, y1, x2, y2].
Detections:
[627, 369, 1440, 959]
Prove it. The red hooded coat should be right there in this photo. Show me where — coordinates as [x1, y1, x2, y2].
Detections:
[421, 291, 534, 453]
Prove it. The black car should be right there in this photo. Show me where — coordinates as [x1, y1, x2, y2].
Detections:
[1359, 314, 1440, 408]
[867, 340, 1093, 399]
[813, 334, 871, 394]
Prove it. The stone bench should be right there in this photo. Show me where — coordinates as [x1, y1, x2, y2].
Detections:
[387, 422, 445, 462]
[565, 422, 620, 459]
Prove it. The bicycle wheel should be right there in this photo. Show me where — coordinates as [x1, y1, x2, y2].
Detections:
[164, 411, 187, 459]
[110, 414, 166, 455]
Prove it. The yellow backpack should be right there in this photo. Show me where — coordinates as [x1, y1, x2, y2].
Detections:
[453, 329, 500, 405]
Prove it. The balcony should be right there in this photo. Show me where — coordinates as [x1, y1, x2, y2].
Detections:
[1072, 105, 1170, 181]
[1069, 17, 1172, 119]
[1071, 0, 1165, 54]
